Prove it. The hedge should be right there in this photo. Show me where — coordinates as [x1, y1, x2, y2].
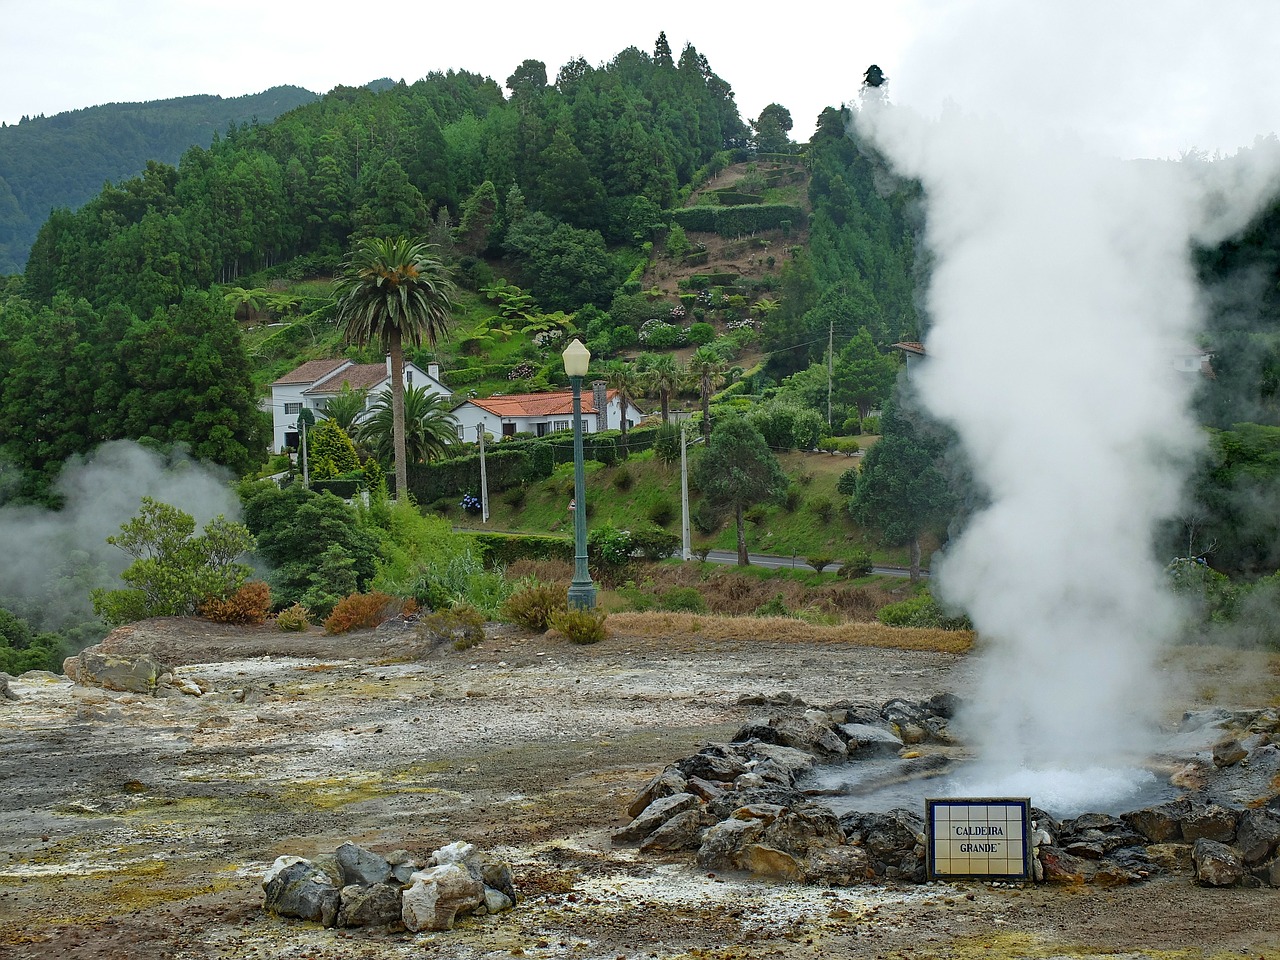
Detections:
[472, 532, 574, 568]
[667, 204, 806, 238]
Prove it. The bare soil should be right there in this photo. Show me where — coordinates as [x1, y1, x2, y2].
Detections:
[1, 619, 1278, 960]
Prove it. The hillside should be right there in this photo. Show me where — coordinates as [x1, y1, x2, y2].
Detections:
[0, 85, 318, 274]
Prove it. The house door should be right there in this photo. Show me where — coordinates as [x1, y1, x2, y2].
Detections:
[502, 422, 516, 438]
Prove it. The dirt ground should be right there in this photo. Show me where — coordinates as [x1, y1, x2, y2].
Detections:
[1, 618, 1278, 960]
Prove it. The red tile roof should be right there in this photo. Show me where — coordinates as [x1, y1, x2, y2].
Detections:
[306, 363, 388, 395]
[272, 358, 348, 386]
[464, 389, 619, 418]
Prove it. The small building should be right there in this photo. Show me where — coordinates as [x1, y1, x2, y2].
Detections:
[450, 383, 644, 442]
[269, 357, 450, 452]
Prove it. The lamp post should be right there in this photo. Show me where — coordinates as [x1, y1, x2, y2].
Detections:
[562, 338, 596, 610]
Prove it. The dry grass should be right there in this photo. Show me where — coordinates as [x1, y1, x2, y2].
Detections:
[605, 611, 974, 655]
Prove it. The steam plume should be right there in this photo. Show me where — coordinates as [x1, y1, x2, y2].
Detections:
[856, 1, 1280, 805]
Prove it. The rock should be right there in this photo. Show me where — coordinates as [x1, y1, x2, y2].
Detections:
[731, 715, 846, 760]
[335, 842, 392, 886]
[626, 767, 689, 818]
[676, 750, 750, 783]
[1038, 846, 1091, 884]
[263, 860, 341, 927]
[337, 882, 403, 928]
[763, 803, 846, 858]
[1180, 708, 1234, 733]
[1193, 838, 1246, 887]
[707, 786, 809, 821]
[0, 674, 18, 702]
[1235, 808, 1280, 865]
[1123, 798, 1191, 843]
[1252, 855, 1280, 888]
[70, 651, 171, 695]
[429, 841, 477, 866]
[613, 792, 700, 844]
[840, 808, 924, 879]
[804, 844, 874, 884]
[1206, 744, 1280, 808]
[837, 723, 905, 758]
[739, 742, 819, 781]
[924, 692, 962, 718]
[402, 863, 484, 932]
[1180, 803, 1239, 844]
[387, 849, 419, 884]
[696, 816, 766, 871]
[1213, 738, 1249, 768]
[1145, 842, 1195, 874]
[483, 887, 514, 913]
[684, 775, 724, 803]
[640, 808, 708, 853]
[738, 844, 803, 880]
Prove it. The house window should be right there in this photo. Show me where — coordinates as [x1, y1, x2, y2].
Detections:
[284, 402, 302, 415]
[552, 420, 570, 432]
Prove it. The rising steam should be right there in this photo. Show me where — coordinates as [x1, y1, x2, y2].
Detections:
[855, 1, 1280, 808]
[0, 441, 242, 632]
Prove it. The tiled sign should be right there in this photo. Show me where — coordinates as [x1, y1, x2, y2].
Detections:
[926, 798, 1032, 880]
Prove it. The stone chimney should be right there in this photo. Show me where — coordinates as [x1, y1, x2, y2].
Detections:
[592, 380, 608, 432]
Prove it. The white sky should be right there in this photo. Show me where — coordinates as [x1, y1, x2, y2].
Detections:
[2, 1, 1277, 158]
[0, 0, 916, 139]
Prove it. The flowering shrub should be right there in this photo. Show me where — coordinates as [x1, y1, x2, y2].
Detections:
[638, 319, 684, 348]
[508, 361, 536, 380]
[726, 318, 756, 331]
[533, 330, 565, 349]
[461, 493, 483, 514]
[669, 304, 686, 320]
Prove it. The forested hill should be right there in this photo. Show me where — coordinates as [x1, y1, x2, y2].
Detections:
[0, 85, 318, 273]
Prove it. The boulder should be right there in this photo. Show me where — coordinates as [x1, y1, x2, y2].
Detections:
[262, 859, 341, 927]
[1192, 838, 1246, 887]
[676, 750, 750, 783]
[1213, 737, 1249, 768]
[696, 816, 766, 871]
[1234, 808, 1280, 866]
[1180, 803, 1239, 844]
[1144, 842, 1194, 875]
[387, 849, 419, 885]
[70, 651, 171, 695]
[731, 715, 847, 760]
[335, 842, 392, 887]
[837, 723, 905, 758]
[0, 674, 17, 702]
[613, 792, 700, 844]
[626, 767, 688, 818]
[337, 882, 403, 929]
[1123, 798, 1191, 843]
[640, 808, 709, 853]
[1251, 855, 1280, 888]
[402, 863, 484, 932]
[840, 808, 924, 879]
[1038, 846, 1091, 884]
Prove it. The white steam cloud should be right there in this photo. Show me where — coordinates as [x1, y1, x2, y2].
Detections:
[856, 1, 1280, 802]
[0, 441, 242, 632]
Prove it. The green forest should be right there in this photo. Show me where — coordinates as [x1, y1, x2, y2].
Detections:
[2, 34, 1280, 673]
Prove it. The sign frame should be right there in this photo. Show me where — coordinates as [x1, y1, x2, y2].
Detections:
[926, 797, 1032, 881]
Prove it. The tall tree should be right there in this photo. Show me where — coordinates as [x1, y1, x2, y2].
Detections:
[849, 397, 955, 581]
[693, 416, 789, 565]
[687, 346, 727, 440]
[604, 361, 645, 455]
[836, 326, 898, 421]
[332, 236, 456, 500]
[640, 352, 683, 424]
[358, 384, 460, 469]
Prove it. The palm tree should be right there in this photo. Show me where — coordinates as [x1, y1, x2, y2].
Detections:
[320, 382, 369, 433]
[687, 346, 728, 441]
[358, 385, 460, 468]
[332, 237, 456, 501]
[641, 353, 683, 424]
[604, 361, 644, 455]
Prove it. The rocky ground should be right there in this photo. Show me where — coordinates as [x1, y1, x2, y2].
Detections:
[1, 618, 1278, 960]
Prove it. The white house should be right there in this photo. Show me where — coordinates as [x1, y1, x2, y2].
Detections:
[450, 382, 644, 442]
[269, 356, 451, 452]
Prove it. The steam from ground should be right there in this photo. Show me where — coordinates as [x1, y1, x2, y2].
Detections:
[0, 441, 241, 632]
[855, 1, 1280, 794]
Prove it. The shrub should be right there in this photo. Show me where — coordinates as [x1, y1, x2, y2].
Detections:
[692, 500, 724, 535]
[754, 594, 790, 617]
[551, 607, 609, 644]
[504, 486, 528, 508]
[613, 466, 634, 491]
[658, 587, 707, 613]
[416, 604, 487, 651]
[630, 527, 680, 561]
[275, 603, 311, 631]
[686, 322, 716, 346]
[324, 591, 398, 634]
[839, 549, 875, 578]
[648, 496, 677, 527]
[500, 583, 567, 631]
[199, 581, 271, 625]
[876, 592, 972, 630]
[806, 555, 835, 573]
[783, 486, 802, 512]
[809, 495, 835, 524]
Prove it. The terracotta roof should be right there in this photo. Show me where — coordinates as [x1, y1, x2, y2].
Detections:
[893, 341, 926, 356]
[272, 358, 348, 386]
[463, 389, 620, 418]
[306, 363, 388, 395]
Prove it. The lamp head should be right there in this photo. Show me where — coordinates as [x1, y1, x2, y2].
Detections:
[562, 338, 591, 377]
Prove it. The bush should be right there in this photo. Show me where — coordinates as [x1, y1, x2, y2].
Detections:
[754, 594, 791, 617]
[658, 587, 707, 613]
[783, 486, 802, 512]
[806, 554, 835, 573]
[692, 499, 724, 535]
[275, 603, 311, 631]
[876, 592, 972, 630]
[199, 581, 271, 625]
[809, 495, 835, 524]
[504, 486, 528, 509]
[416, 604, 487, 651]
[648, 496, 677, 527]
[500, 583, 567, 631]
[324, 591, 398, 634]
[630, 527, 680, 561]
[839, 550, 875, 578]
[551, 607, 609, 644]
[613, 466, 634, 491]
[686, 322, 716, 346]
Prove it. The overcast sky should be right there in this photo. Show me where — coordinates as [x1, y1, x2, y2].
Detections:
[2, 1, 1277, 158]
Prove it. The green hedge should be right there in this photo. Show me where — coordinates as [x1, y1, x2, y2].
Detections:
[445, 364, 523, 386]
[711, 190, 762, 206]
[667, 204, 806, 238]
[472, 533, 575, 568]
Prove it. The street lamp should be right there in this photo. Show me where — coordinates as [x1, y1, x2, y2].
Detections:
[562, 338, 596, 610]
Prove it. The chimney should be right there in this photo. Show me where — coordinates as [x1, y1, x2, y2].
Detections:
[592, 380, 608, 432]
[428, 362, 441, 381]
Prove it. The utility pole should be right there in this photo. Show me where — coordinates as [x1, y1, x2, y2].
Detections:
[477, 423, 490, 523]
[827, 320, 834, 431]
[299, 416, 309, 487]
[680, 421, 705, 561]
